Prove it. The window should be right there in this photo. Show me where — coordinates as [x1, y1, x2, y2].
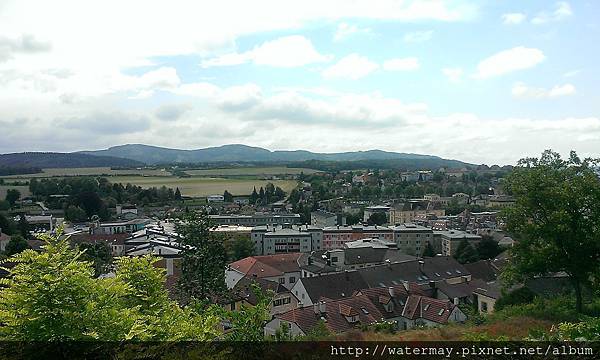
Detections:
[289, 276, 296, 284]
[481, 301, 488, 312]
[331, 256, 338, 262]
[279, 277, 285, 284]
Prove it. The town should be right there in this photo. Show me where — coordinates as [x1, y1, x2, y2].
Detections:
[2, 156, 597, 343]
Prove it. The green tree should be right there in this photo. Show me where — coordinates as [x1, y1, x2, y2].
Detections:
[17, 215, 29, 239]
[454, 239, 478, 264]
[5, 189, 20, 206]
[422, 241, 435, 257]
[78, 242, 112, 277]
[367, 212, 387, 226]
[0, 213, 16, 235]
[65, 205, 87, 222]
[3, 234, 29, 256]
[476, 235, 502, 260]
[502, 150, 600, 313]
[223, 283, 272, 341]
[249, 187, 258, 204]
[223, 190, 234, 203]
[174, 187, 182, 200]
[228, 236, 255, 261]
[0, 230, 221, 341]
[177, 211, 227, 300]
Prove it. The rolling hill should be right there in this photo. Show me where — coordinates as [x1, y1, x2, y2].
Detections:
[0, 152, 145, 169]
[79, 144, 471, 167]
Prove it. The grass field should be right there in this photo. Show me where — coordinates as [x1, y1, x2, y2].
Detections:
[183, 166, 319, 176]
[0, 185, 31, 199]
[108, 176, 298, 197]
[0, 167, 172, 179]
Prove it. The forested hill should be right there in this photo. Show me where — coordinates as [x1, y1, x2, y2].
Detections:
[0, 152, 145, 171]
[80, 143, 473, 167]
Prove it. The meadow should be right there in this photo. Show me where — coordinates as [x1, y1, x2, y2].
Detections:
[107, 176, 298, 197]
[183, 166, 319, 176]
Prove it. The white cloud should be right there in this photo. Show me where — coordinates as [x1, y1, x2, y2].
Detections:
[201, 35, 330, 68]
[333, 23, 372, 41]
[512, 82, 576, 99]
[532, 2, 573, 24]
[383, 58, 420, 71]
[403, 30, 433, 43]
[563, 69, 581, 77]
[474, 46, 545, 79]
[322, 54, 379, 80]
[501, 13, 527, 25]
[0, 34, 51, 62]
[442, 67, 463, 82]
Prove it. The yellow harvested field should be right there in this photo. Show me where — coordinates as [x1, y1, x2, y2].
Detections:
[108, 176, 299, 197]
[184, 166, 319, 176]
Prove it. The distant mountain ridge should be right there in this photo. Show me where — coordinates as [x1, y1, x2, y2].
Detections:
[0, 152, 145, 169]
[79, 144, 471, 167]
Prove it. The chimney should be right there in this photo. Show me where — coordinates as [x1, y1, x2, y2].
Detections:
[388, 287, 395, 298]
[313, 303, 319, 314]
[318, 301, 326, 314]
[418, 260, 425, 272]
[402, 280, 409, 292]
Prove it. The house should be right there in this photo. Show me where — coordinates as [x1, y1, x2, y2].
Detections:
[209, 213, 301, 226]
[69, 233, 129, 256]
[116, 204, 138, 216]
[265, 283, 465, 337]
[230, 276, 299, 315]
[311, 210, 344, 228]
[301, 244, 416, 276]
[0, 230, 11, 252]
[264, 294, 383, 337]
[292, 256, 470, 306]
[92, 218, 150, 235]
[207, 194, 225, 203]
[322, 225, 394, 250]
[391, 224, 436, 256]
[226, 253, 303, 290]
[251, 224, 322, 255]
[436, 230, 482, 256]
[390, 201, 445, 225]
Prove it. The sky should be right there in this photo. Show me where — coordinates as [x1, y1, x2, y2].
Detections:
[0, 0, 599, 165]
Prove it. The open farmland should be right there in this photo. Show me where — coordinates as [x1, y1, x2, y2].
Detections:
[0, 167, 172, 179]
[0, 185, 31, 199]
[108, 176, 298, 197]
[183, 166, 319, 177]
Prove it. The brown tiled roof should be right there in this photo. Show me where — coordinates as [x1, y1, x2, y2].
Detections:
[276, 294, 383, 334]
[402, 295, 455, 324]
[229, 253, 301, 278]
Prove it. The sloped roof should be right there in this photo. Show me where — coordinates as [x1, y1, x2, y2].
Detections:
[464, 260, 499, 282]
[229, 253, 302, 278]
[300, 271, 369, 303]
[402, 295, 455, 324]
[276, 294, 383, 334]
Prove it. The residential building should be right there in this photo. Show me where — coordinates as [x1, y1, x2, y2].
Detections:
[363, 205, 391, 224]
[391, 224, 436, 256]
[322, 225, 393, 250]
[436, 230, 482, 256]
[265, 283, 465, 337]
[389, 201, 445, 225]
[292, 256, 470, 306]
[0, 230, 11, 252]
[230, 276, 299, 315]
[225, 253, 302, 290]
[251, 224, 323, 255]
[207, 194, 225, 203]
[92, 218, 150, 235]
[311, 210, 345, 228]
[209, 213, 301, 226]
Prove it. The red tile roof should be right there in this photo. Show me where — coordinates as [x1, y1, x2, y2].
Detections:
[229, 253, 301, 279]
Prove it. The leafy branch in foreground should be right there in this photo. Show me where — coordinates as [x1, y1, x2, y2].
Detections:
[0, 229, 221, 341]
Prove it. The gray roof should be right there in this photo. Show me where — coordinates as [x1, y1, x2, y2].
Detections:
[299, 271, 369, 302]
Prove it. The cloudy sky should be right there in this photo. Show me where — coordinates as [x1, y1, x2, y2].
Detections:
[1, 0, 598, 165]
